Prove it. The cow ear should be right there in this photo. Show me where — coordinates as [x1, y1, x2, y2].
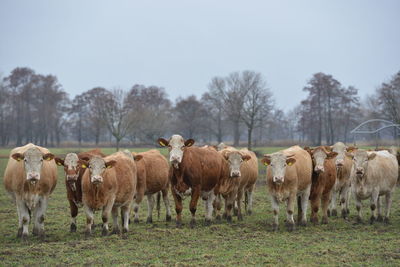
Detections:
[78, 159, 88, 169]
[54, 157, 65, 166]
[346, 146, 357, 153]
[303, 147, 312, 155]
[43, 153, 54, 161]
[157, 138, 169, 147]
[11, 153, 24, 162]
[134, 155, 143, 161]
[327, 152, 338, 159]
[286, 157, 296, 166]
[105, 160, 116, 169]
[221, 150, 230, 160]
[242, 155, 251, 161]
[325, 146, 333, 152]
[184, 139, 195, 147]
[261, 155, 271, 166]
[368, 153, 377, 161]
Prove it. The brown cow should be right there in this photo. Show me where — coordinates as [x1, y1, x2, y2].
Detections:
[54, 149, 105, 232]
[214, 148, 258, 222]
[4, 143, 57, 240]
[81, 152, 137, 236]
[131, 149, 172, 223]
[261, 146, 312, 231]
[304, 146, 337, 224]
[158, 135, 227, 227]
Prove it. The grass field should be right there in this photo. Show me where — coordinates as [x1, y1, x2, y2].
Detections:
[0, 147, 399, 266]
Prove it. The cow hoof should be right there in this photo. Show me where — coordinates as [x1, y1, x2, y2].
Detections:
[327, 210, 331, 217]
[246, 210, 252, 215]
[226, 215, 233, 223]
[122, 228, 128, 234]
[32, 228, 38, 236]
[355, 216, 363, 224]
[204, 219, 212, 226]
[17, 228, 23, 238]
[321, 217, 328, 225]
[85, 231, 91, 238]
[376, 215, 383, 222]
[146, 217, 153, 224]
[341, 210, 348, 219]
[176, 221, 182, 228]
[102, 228, 109, 236]
[111, 229, 120, 235]
[233, 208, 238, 216]
[166, 215, 172, 222]
[285, 222, 295, 232]
[369, 216, 376, 225]
[216, 215, 222, 221]
[299, 220, 307, 227]
[70, 223, 77, 232]
[383, 217, 390, 225]
[134, 218, 140, 224]
[21, 233, 28, 241]
[331, 209, 337, 217]
[272, 223, 279, 232]
[189, 219, 196, 228]
[237, 214, 243, 221]
[222, 213, 227, 220]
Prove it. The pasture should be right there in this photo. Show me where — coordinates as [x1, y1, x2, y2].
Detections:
[0, 147, 399, 266]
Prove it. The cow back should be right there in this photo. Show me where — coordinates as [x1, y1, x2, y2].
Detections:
[140, 150, 169, 194]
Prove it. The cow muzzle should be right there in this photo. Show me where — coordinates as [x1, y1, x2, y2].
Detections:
[170, 156, 181, 164]
[356, 168, 364, 176]
[67, 175, 78, 182]
[230, 171, 241, 178]
[336, 159, 344, 167]
[27, 172, 40, 183]
[91, 176, 103, 185]
[273, 177, 284, 184]
[314, 166, 324, 174]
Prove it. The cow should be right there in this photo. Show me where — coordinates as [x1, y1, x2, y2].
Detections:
[81, 152, 137, 236]
[327, 143, 356, 218]
[261, 146, 312, 231]
[158, 135, 226, 227]
[130, 149, 172, 223]
[214, 148, 258, 222]
[375, 146, 400, 182]
[349, 149, 398, 224]
[54, 149, 105, 232]
[304, 146, 337, 224]
[4, 143, 57, 240]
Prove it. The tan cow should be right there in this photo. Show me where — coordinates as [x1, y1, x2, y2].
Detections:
[81, 152, 137, 236]
[131, 149, 171, 223]
[261, 146, 312, 231]
[327, 143, 356, 218]
[4, 143, 57, 239]
[349, 149, 398, 224]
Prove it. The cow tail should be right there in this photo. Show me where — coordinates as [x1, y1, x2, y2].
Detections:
[156, 191, 161, 219]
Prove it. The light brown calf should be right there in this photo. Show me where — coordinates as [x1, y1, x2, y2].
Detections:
[4, 143, 57, 240]
[81, 152, 137, 236]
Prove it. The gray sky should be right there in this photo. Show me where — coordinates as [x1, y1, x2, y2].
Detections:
[1, 0, 399, 110]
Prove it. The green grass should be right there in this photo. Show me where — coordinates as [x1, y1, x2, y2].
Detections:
[0, 147, 399, 266]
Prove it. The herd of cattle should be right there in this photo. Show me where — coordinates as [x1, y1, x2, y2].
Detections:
[3, 135, 400, 240]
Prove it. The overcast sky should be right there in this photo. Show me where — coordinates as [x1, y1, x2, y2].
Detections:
[1, 0, 399, 110]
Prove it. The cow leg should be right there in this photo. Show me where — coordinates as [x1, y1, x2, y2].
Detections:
[286, 193, 296, 231]
[321, 191, 331, 224]
[84, 205, 94, 237]
[369, 190, 379, 224]
[224, 191, 235, 223]
[345, 185, 351, 215]
[384, 191, 393, 224]
[111, 206, 120, 235]
[236, 189, 244, 221]
[33, 196, 48, 238]
[133, 189, 144, 223]
[171, 188, 183, 228]
[146, 194, 155, 224]
[271, 196, 280, 231]
[101, 201, 114, 236]
[299, 185, 310, 226]
[246, 188, 254, 215]
[355, 196, 363, 224]
[121, 204, 131, 233]
[340, 185, 349, 219]
[69, 199, 78, 232]
[162, 188, 172, 222]
[189, 187, 200, 228]
[213, 194, 222, 221]
[309, 193, 320, 225]
[376, 196, 383, 222]
[329, 188, 338, 217]
[204, 190, 216, 226]
[16, 198, 30, 240]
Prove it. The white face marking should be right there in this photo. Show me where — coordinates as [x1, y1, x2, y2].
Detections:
[269, 153, 289, 184]
[64, 153, 79, 171]
[87, 157, 107, 184]
[353, 150, 370, 177]
[332, 142, 346, 167]
[227, 152, 243, 178]
[168, 135, 185, 164]
[23, 148, 44, 182]
[312, 149, 327, 173]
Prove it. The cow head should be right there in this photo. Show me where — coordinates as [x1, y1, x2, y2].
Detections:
[306, 146, 337, 174]
[221, 150, 251, 178]
[55, 153, 88, 191]
[261, 153, 296, 184]
[158, 135, 194, 167]
[80, 156, 116, 185]
[351, 150, 376, 179]
[12, 147, 54, 184]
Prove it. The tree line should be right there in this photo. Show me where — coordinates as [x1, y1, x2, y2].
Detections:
[0, 67, 399, 149]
